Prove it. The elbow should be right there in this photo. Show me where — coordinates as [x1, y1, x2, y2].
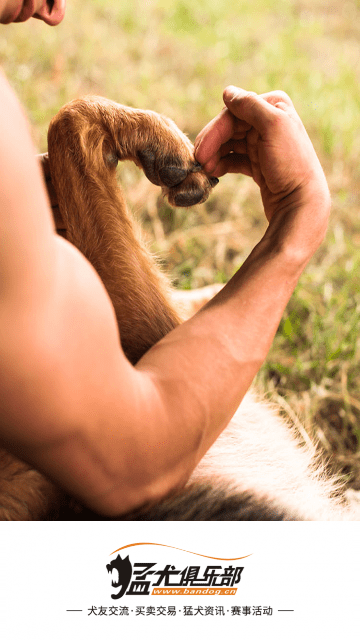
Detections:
[87, 374, 203, 518]
[85, 464, 192, 518]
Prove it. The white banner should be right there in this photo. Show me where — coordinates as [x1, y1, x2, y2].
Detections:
[0, 521, 359, 639]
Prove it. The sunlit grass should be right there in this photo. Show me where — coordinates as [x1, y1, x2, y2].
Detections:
[1, 0, 359, 483]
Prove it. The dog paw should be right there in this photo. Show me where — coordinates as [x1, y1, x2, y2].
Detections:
[167, 171, 219, 208]
[135, 115, 218, 207]
[137, 148, 218, 207]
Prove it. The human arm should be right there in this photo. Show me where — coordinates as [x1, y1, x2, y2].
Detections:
[0, 78, 330, 516]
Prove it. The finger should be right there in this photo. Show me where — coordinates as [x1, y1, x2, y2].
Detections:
[231, 130, 250, 140]
[202, 138, 248, 174]
[270, 100, 302, 125]
[216, 139, 248, 161]
[258, 91, 301, 124]
[223, 86, 281, 134]
[195, 109, 237, 165]
[205, 153, 253, 179]
[202, 153, 222, 176]
[243, 127, 263, 186]
[195, 112, 251, 160]
[194, 107, 228, 149]
[245, 126, 259, 164]
[258, 90, 294, 108]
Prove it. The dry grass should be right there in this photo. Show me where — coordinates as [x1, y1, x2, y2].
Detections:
[1, 0, 360, 485]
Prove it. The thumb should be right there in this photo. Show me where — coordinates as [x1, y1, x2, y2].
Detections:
[223, 85, 257, 103]
[223, 86, 278, 134]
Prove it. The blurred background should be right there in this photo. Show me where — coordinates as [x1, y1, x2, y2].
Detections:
[1, 0, 360, 486]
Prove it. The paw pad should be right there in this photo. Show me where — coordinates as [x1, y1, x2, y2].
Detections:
[158, 165, 188, 188]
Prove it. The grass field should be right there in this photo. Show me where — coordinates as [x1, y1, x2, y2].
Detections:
[1, 0, 360, 485]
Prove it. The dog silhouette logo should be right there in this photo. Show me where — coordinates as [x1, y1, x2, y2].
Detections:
[106, 554, 133, 600]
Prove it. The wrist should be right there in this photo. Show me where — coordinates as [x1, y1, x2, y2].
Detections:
[263, 186, 331, 269]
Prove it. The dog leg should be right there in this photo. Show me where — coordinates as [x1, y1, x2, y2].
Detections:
[45, 98, 309, 521]
[0, 98, 216, 520]
[47, 98, 353, 521]
[47, 96, 215, 363]
[4, 98, 353, 521]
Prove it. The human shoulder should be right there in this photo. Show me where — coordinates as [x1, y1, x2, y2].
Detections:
[0, 67, 56, 300]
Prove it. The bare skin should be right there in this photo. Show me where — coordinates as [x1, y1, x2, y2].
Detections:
[0, 6, 331, 516]
[0, 0, 65, 25]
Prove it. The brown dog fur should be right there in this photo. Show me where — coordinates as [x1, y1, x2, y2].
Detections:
[0, 97, 217, 520]
[0, 97, 357, 521]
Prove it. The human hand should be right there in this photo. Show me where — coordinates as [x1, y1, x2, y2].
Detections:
[195, 87, 330, 258]
[37, 152, 65, 231]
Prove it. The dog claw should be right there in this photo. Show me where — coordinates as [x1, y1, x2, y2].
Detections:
[191, 161, 203, 173]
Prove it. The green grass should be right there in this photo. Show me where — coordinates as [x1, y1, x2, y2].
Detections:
[1, 0, 360, 483]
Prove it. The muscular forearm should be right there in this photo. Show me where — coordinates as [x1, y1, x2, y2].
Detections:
[10, 225, 309, 517]
[139, 234, 303, 423]
[132, 235, 307, 478]
[0, 83, 330, 517]
[51, 230, 310, 516]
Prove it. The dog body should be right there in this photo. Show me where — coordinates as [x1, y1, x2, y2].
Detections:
[0, 97, 356, 521]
